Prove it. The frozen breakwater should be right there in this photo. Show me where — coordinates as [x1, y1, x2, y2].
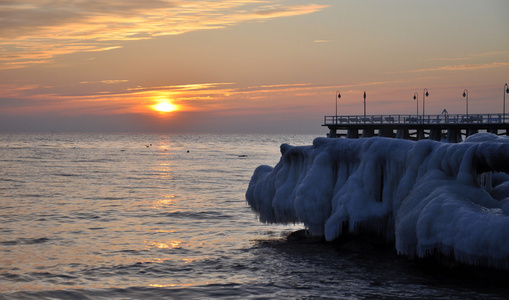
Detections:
[246, 133, 509, 269]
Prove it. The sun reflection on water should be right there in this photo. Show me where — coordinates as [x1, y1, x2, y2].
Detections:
[182, 257, 206, 264]
[149, 282, 210, 288]
[147, 240, 182, 249]
[151, 194, 176, 210]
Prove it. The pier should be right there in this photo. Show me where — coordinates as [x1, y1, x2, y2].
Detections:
[323, 113, 509, 142]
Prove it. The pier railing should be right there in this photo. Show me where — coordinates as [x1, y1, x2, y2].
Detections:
[323, 113, 506, 126]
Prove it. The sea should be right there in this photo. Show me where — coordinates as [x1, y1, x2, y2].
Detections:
[1, 133, 508, 299]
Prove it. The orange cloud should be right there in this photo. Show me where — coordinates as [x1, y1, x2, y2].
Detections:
[0, 81, 324, 117]
[2, 78, 419, 119]
[0, 1, 329, 69]
[429, 51, 509, 62]
[408, 62, 509, 73]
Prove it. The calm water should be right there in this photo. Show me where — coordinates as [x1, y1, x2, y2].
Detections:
[1, 133, 508, 299]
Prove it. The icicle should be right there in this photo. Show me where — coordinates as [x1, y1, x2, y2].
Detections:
[478, 172, 493, 192]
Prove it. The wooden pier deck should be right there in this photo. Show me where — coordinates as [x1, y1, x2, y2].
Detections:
[323, 113, 509, 142]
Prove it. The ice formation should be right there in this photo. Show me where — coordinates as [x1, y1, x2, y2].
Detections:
[246, 133, 509, 269]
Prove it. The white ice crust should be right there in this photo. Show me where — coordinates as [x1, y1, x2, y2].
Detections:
[246, 133, 509, 269]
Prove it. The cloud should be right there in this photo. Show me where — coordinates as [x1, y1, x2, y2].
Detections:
[251, 4, 327, 18]
[100, 80, 129, 84]
[78, 80, 128, 85]
[0, 84, 48, 98]
[0, 1, 329, 69]
[0, 81, 327, 116]
[0, 60, 53, 70]
[386, 51, 509, 75]
[429, 51, 509, 62]
[1, 78, 419, 118]
[408, 62, 509, 73]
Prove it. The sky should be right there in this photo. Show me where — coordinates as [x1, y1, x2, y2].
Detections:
[1, 0, 508, 134]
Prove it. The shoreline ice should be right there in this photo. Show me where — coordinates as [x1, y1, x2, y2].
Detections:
[246, 133, 509, 269]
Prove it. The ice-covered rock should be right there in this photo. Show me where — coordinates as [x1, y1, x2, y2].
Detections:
[246, 133, 509, 269]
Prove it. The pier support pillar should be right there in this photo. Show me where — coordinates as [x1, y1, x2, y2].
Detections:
[347, 129, 359, 139]
[447, 129, 462, 143]
[378, 128, 394, 138]
[329, 128, 337, 138]
[396, 129, 409, 139]
[429, 128, 442, 141]
[467, 128, 478, 137]
[417, 129, 425, 140]
[362, 128, 374, 138]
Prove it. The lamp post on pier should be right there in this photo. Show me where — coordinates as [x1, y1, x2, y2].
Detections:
[335, 90, 341, 124]
[413, 92, 418, 121]
[504, 83, 509, 123]
[462, 89, 469, 122]
[422, 88, 429, 123]
[363, 91, 366, 123]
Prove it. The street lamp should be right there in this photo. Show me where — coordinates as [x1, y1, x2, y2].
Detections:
[504, 83, 509, 123]
[462, 89, 469, 121]
[422, 88, 429, 123]
[335, 90, 341, 124]
[413, 92, 419, 120]
[363, 91, 366, 123]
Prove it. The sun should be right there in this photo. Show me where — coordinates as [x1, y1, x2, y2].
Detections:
[152, 99, 179, 113]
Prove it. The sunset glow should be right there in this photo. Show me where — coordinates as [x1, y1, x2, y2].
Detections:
[152, 100, 179, 113]
[0, 1, 507, 133]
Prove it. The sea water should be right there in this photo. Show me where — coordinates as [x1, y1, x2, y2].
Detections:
[0, 133, 508, 299]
